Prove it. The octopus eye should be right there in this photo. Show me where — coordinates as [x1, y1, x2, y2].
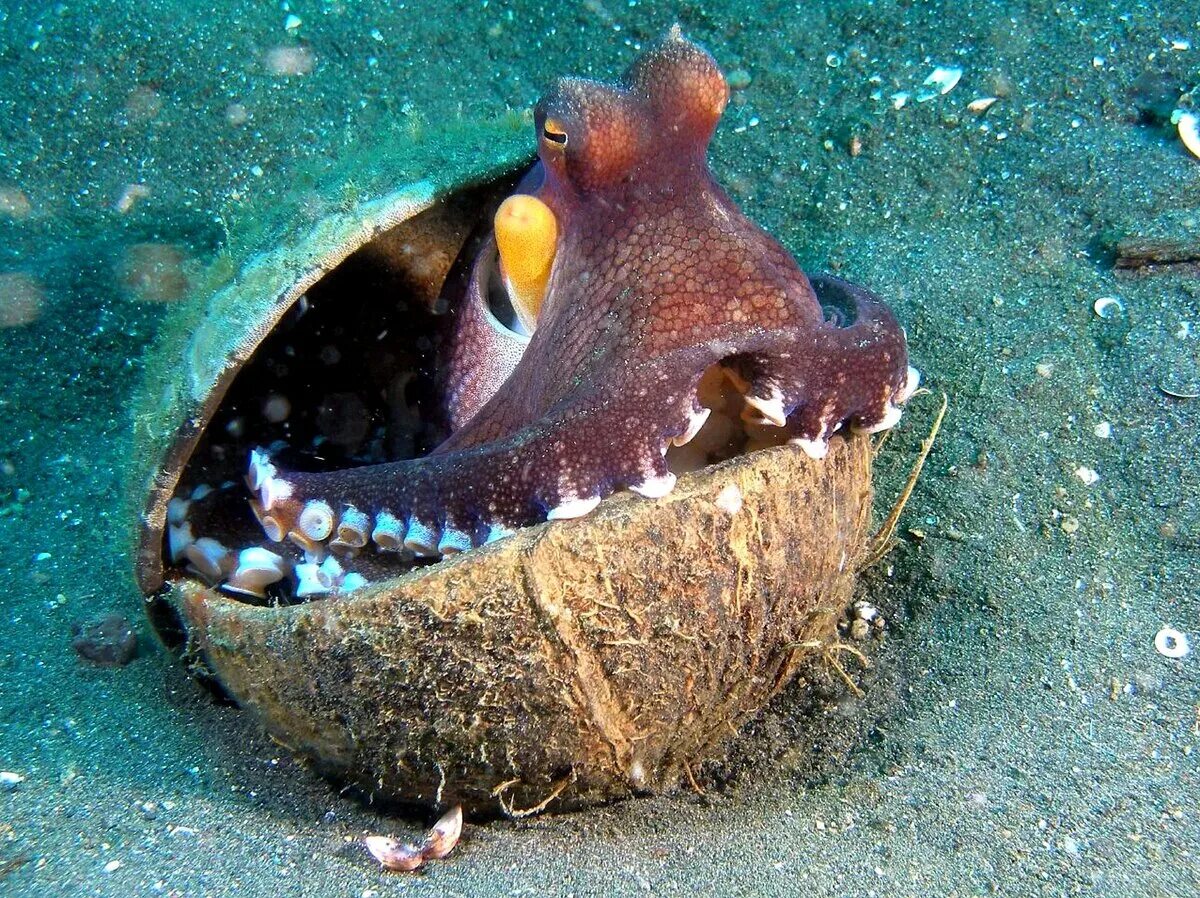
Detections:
[541, 121, 568, 146]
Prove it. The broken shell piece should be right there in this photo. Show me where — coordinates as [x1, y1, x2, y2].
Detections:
[1154, 626, 1190, 659]
[916, 65, 963, 102]
[1175, 110, 1200, 161]
[967, 96, 998, 114]
[1093, 296, 1124, 319]
[365, 836, 425, 873]
[421, 805, 463, 860]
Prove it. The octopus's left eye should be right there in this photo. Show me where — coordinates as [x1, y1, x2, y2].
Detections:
[541, 121, 568, 146]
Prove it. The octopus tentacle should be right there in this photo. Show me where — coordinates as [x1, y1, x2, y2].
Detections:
[248, 363, 707, 557]
[725, 274, 916, 459]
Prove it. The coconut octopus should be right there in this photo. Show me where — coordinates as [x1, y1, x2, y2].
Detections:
[232, 30, 917, 597]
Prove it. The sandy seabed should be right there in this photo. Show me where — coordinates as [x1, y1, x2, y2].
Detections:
[0, 1, 1196, 895]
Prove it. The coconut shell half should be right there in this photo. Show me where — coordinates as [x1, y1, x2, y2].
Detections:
[168, 437, 872, 814]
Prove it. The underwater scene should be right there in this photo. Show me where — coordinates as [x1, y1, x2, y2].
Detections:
[1, 1, 1196, 895]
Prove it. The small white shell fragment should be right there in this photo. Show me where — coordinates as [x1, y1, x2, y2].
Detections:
[1093, 421, 1112, 439]
[916, 65, 963, 102]
[1176, 111, 1200, 161]
[421, 805, 463, 860]
[1073, 465, 1099, 486]
[967, 96, 998, 113]
[1093, 296, 1124, 319]
[1154, 627, 1190, 659]
[365, 836, 424, 872]
[891, 91, 910, 110]
[0, 771, 25, 789]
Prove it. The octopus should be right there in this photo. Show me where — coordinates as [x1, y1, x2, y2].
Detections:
[237, 30, 917, 595]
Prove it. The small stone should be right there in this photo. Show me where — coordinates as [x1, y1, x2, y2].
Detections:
[123, 85, 162, 123]
[1074, 466, 1099, 486]
[0, 771, 24, 791]
[71, 614, 138, 666]
[1060, 516, 1080, 535]
[225, 103, 249, 126]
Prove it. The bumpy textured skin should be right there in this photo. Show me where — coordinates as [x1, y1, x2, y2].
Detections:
[253, 33, 910, 551]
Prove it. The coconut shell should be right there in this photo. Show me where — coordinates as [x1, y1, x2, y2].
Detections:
[126, 110, 883, 818]
[166, 437, 873, 815]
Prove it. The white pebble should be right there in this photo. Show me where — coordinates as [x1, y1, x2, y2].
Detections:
[0, 771, 24, 789]
[1073, 466, 1099, 486]
[1093, 421, 1111, 439]
[1093, 296, 1124, 319]
[104, 860, 121, 873]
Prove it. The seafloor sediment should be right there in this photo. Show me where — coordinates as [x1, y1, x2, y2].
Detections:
[0, 1, 1196, 896]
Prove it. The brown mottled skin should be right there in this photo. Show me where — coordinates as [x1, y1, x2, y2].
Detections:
[253, 32, 911, 552]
